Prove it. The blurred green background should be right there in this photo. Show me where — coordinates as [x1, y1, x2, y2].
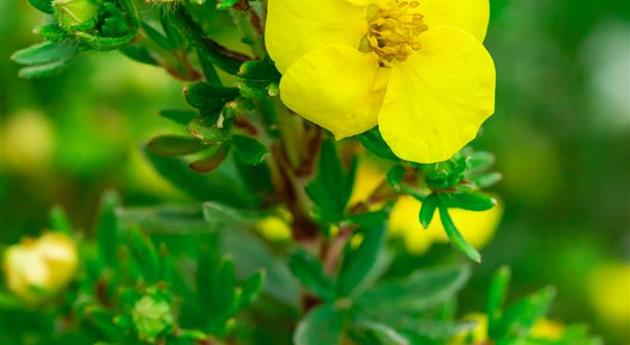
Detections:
[1, 0, 629, 344]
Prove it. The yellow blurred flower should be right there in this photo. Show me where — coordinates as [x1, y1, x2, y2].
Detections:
[2, 110, 54, 173]
[267, 0, 495, 163]
[531, 319, 565, 340]
[2, 232, 78, 304]
[587, 262, 630, 333]
[348, 157, 387, 206]
[389, 195, 502, 254]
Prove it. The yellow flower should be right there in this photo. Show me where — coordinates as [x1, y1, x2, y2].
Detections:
[389, 195, 502, 254]
[2, 232, 78, 304]
[266, 0, 495, 163]
[587, 262, 630, 334]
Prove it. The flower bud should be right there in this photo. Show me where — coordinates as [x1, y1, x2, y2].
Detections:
[53, 0, 99, 29]
[132, 294, 174, 343]
[2, 232, 78, 304]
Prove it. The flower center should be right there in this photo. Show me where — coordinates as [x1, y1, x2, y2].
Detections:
[359, 0, 428, 66]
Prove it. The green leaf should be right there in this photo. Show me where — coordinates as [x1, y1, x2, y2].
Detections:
[438, 204, 481, 262]
[305, 140, 356, 223]
[237, 270, 265, 309]
[289, 250, 336, 301]
[237, 79, 278, 99]
[17, 59, 68, 79]
[202, 201, 259, 225]
[216, 0, 239, 10]
[357, 127, 398, 161]
[391, 319, 477, 342]
[119, 44, 159, 65]
[467, 151, 495, 174]
[218, 225, 300, 307]
[96, 190, 121, 267]
[28, 0, 53, 13]
[188, 143, 230, 173]
[214, 259, 238, 319]
[440, 192, 496, 211]
[236, 58, 281, 99]
[238, 58, 281, 83]
[294, 304, 344, 345]
[196, 246, 220, 309]
[12, 41, 77, 65]
[144, 146, 254, 207]
[471, 172, 503, 189]
[185, 82, 240, 112]
[419, 193, 438, 228]
[127, 225, 161, 282]
[160, 10, 184, 50]
[424, 157, 468, 189]
[141, 22, 173, 50]
[148, 135, 206, 157]
[187, 117, 226, 144]
[232, 135, 268, 165]
[160, 109, 197, 126]
[195, 45, 222, 85]
[173, 7, 250, 75]
[355, 265, 470, 314]
[49, 206, 72, 233]
[352, 320, 409, 345]
[386, 165, 405, 190]
[37, 23, 71, 42]
[348, 208, 389, 229]
[487, 266, 511, 335]
[337, 224, 386, 297]
[492, 287, 556, 341]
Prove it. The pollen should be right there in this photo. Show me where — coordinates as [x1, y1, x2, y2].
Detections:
[359, 0, 428, 66]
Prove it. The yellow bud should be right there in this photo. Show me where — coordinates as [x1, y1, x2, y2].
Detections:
[53, 0, 98, 29]
[255, 211, 292, 241]
[2, 232, 78, 304]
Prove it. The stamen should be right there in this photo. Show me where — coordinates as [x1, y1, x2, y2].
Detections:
[360, 0, 428, 66]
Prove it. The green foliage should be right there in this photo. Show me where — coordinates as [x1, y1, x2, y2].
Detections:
[289, 250, 336, 301]
[185, 82, 240, 112]
[337, 215, 387, 297]
[232, 135, 268, 165]
[294, 304, 345, 345]
[305, 139, 358, 224]
[454, 267, 603, 345]
[357, 127, 398, 161]
[148, 135, 206, 157]
[3, 0, 608, 344]
[11, 41, 78, 78]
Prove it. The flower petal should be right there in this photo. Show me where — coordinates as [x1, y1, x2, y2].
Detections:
[421, 0, 490, 41]
[280, 45, 388, 139]
[378, 26, 495, 163]
[265, 0, 367, 73]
